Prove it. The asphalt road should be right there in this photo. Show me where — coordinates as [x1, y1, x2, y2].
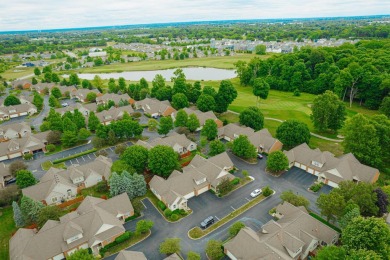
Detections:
[105, 153, 331, 260]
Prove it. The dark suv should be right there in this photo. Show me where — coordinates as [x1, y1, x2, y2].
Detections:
[200, 216, 215, 229]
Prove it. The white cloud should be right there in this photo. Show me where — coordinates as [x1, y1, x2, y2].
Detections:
[0, 0, 388, 31]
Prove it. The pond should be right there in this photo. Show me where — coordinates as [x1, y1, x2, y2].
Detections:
[76, 67, 237, 81]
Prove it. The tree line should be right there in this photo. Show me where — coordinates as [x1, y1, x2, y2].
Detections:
[235, 40, 390, 110]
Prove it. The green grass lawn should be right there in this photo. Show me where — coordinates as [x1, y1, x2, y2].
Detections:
[76, 53, 263, 73]
[0, 207, 17, 260]
[80, 185, 110, 199]
[41, 161, 67, 171]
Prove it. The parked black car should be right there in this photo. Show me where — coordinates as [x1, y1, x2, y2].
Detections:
[5, 178, 16, 185]
[200, 216, 215, 229]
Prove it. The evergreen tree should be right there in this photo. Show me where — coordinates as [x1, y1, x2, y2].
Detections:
[20, 196, 44, 223]
[12, 201, 25, 227]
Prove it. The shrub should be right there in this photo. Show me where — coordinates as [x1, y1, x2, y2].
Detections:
[164, 208, 173, 217]
[115, 231, 132, 243]
[96, 181, 108, 193]
[46, 144, 56, 152]
[262, 186, 273, 197]
[132, 112, 142, 118]
[23, 153, 33, 160]
[158, 201, 167, 211]
[229, 222, 245, 237]
[310, 183, 323, 192]
[170, 214, 179, 221]
[293, 89, 301, 96]
[242, 170, 249, 178]
[231, 178, 240, 186]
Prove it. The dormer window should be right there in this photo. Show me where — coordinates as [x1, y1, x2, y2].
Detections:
[312, 161, 321, 167]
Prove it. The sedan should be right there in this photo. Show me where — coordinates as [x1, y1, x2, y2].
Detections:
[250, 189, 262, 198]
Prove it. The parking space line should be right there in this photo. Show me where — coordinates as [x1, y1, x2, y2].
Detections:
[69, 160, 73, 165]
[82, 156, 85, 161]
[245, 198, 251, 202]
[75, 158, 79, 164]
[141, 200, 147, 209]
[109, 147, 114, 151]
[231, 206, 235, 210]
[215, 216, 220, 221]
[88, 154, 91, 159]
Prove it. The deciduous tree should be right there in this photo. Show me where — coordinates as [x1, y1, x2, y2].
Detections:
[61, 130, 78, 147]
[214, 80, 238, 113]
[280, 190, 309, 209]
[201, 119, 218, 140]
[209, 140, 225, 156]
[276, 120, 310, 149]
[148, 145, 178, 177]
[342, 216, 390, 259]
[136, 220, 154, 234]
[239, 106, 264, 131]
[196, 94, 215, 112]
[16, 170, 37, 189]
[231, 135, 257, 159]
[252, 77, 270, 106]
[186, 114, 200, 132]
[172, 93, 189, 110]
[87, 111, 100, 131]
[174, 109, 188, 127]
[159, 238, 181, 255]
[311, 90, 346, 132]
[266, 151, 289, 173]
[51, 87, 62, 98]
[229, 222, 245, 237]
[205, 240, 224, 260]
[158, 116, 174, 136]
[121, 145, 149, 173]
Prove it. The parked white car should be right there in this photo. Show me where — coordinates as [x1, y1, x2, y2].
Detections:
[250, 189, 262, 198]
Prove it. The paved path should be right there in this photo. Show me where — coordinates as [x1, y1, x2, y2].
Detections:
[227, 110, 343, 143]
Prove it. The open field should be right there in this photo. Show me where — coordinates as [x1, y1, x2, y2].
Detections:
[76, 53, 263, 73]
[1, 67, 34, 81]
[0, 207, 17, 260]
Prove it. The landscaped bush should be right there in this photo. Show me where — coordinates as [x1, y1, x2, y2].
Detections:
[23, 154, 33, 160]
[115, 231, 132, 243]
[158, 201, 166, 211]
[164, 208, 172, 217]
[124, 213, 140, 222]
[132, 112, 142, 118]
[231, 178, 240, 186]
[262, 186, 273, 197]
[96, 181, 108, 193]
[144, 113, 151, 118]
[170, 214, 179, 221]
[46, 144, 56, 152]
[310, 182, 323, 192]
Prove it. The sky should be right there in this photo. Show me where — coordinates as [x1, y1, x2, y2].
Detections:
[0, 0, 389, 31]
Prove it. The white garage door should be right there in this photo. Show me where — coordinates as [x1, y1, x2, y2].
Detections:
[314, 171, 320, 176]
[300, 164, 306, 170]
[197, 186, 209, 195]
[0, 155, 8, 161]
[184, 191, 195, 199]
[327, 180, 339, 188]
[294, 162, 300, 167]
[10, 114, 18, 118]
[20, 112, 27, 116]
[308, 168, 314, 174]
[9, 153, 21, 159]
[224, 136, 231, 142]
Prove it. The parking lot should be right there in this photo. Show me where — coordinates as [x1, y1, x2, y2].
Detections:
[63, 141, 132, 166]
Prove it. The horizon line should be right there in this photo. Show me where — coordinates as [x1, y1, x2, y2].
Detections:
[1, 14, 389, 34]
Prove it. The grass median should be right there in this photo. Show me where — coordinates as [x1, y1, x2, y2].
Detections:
[52, 148, 97, 164]
[41, 161, 67, 171]
[188, 191, 273, 239]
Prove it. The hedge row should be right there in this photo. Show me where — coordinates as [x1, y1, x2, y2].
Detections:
[100, 231, 133, 255]
[53, 148, 97, 164]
